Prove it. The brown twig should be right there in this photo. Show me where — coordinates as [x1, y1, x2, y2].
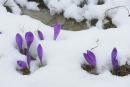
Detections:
[91, 39, 99, 50]
[105, 6, 130, 17]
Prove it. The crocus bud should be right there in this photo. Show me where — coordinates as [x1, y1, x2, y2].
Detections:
[83, 50, 96, 67]
[111, 48, 119, 69]
[16, 33, 23, 51]
[25, 32, 34, 49]
[17, 60, 27, 69]
[37, 44, 43, 65]
[53, 22, 61, 40]
[38, 30, 44, 40]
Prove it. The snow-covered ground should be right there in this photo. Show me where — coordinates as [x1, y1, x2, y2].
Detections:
[0, 0, 130, 87]
[44, 0, 130, 22]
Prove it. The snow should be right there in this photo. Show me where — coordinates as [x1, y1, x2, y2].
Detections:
[44, 0, 130, 22]
[0, 0, 130, 87]
[26, 2, 40, 11]
[0, 0, 39, 14]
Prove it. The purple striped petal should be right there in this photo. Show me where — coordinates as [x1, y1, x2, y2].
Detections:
[17, 60, 27, 69]
[53, 22, 61, 40]
[83, 50, 96, 67]
[111, 48, 119, 69]
[25, 32, 34, 48]
[37, 44, 43, 64]
[38, 30, 44, 40]
[16, 33, 23, 50]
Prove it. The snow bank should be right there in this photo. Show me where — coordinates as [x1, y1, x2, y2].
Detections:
[0, 7, 130, 87]
[0, 0, 39, 15]
[44, 0, 130, 22]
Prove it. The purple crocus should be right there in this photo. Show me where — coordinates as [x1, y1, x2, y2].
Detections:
[16, 33, 23, 51]
[83, 50, 96, 67]
[111, 48, 119, 69]
[38, 30, 44, 40]
[17, 60, 27, 69]
[37, 44, 43, 65]
[25, 32, 34, 49]
[53, 22, 61, 40]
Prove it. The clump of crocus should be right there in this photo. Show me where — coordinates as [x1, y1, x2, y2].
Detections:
[16, 32, 34, 55]
[84, 50, 96, 67]
[25, 32, 34, 49]
[111, 48, 130, 76]
[15, 31, 46, 75]
[37, 44, 43, 66]
[81, 50, 97, 74]
[16, 33, 23, 53]
[17, 60, 30, 75]
[37, 30, 44, 40]
[53, 22, 61, 40]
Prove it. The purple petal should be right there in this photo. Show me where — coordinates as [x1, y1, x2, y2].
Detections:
[25, 32, 34, 48]
[83, 50, 96, 67]
[16, 33, 23, 50]
[17, 60, 27, 69]
[53, 22, 61, 40]
[37, 44, 43, 64]
[111, 48, 117, 60]
[111, 48, 119, 69]
[38, 30, 44, 40]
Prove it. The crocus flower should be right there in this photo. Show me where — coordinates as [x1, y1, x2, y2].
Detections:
[38, 30, 44, 40]
[111, 48, 119, 69]
[27, 53, 31, 68]
[53, 22, 61, 40]
[16, 33, 23, 51]
[83, 50, 96, 67]
[25, 32, 34, 49]
[17, 60, 27, 69]
[37, 44, 43, 65]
